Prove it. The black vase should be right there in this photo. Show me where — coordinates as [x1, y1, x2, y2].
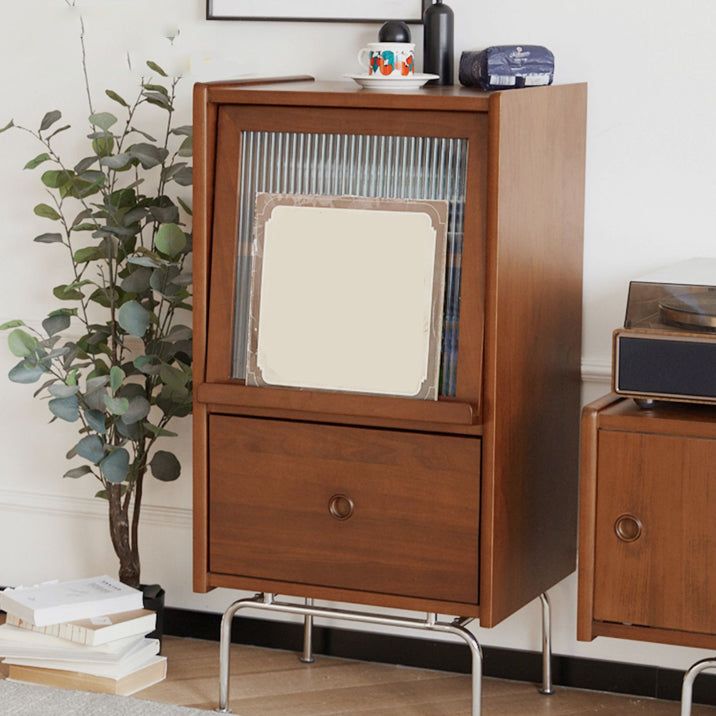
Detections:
[141, 583, 165, 648]
[423, 0, 454, 85]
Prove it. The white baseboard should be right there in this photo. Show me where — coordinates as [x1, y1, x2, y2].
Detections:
[0, 487, 191, 529]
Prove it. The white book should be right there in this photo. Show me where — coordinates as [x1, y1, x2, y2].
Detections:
[6, 655, 167, 696]
[0, 575, 143, 626]
[5, 608, 156, 646]
[0, 624, 155, 663]
[3, 638, 160, 677]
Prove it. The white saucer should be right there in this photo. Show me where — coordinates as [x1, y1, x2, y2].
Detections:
[345, 73, 439, 91]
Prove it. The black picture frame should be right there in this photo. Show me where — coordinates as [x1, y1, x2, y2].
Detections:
[206, 0, 430, 23]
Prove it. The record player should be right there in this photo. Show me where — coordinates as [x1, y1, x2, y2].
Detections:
[613, 258, 716, 405]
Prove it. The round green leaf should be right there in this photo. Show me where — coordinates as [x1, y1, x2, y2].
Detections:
[41, 169, 73, 188]
[42, 313, 71, 337]
[84, 409, 107, 434]
[100, 152, 132, 170]
[8, 328, 37, 357]
[48, 383, 79, 398]
[155, 223, 186, 258]
[76, 435, 105, 464]
[8, 359, 45, 384]
[89, 112, 118, 131]
[49, 394, 80, 422]
[104, 395, 130, 416]
[150, 450, 181, 482]
[128, 143, 168, 169]
[118, 300, 150, 337]
[121, 395, 151, 425]
[121, 267, 152, 294]
[100, 448, 130, 484]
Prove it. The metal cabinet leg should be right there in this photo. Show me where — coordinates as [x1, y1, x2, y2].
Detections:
[299, 598, 315, 663]
[215, 594, 483, 715]
[681, 658, 716, 716]
[538, 592, 554, 695]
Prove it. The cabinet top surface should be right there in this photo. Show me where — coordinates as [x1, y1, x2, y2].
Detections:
[200, 78, 585, 112]
[590, 395, 716, 435]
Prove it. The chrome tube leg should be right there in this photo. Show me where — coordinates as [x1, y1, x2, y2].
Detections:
[446, 623, 483, 716]
[216, 594, 263, 714]
[681, 658, 716, 716]
[299, 598, 315, 663]
[538, 593, 554, 695]
[214, 595, 483, 715]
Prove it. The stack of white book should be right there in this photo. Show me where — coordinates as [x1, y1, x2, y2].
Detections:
[0, 575, 165, 695]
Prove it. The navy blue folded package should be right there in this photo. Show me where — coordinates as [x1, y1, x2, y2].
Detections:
[459, 45, 554, 90]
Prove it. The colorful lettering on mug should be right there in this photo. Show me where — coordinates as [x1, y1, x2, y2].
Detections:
[370, 50, 414, 76]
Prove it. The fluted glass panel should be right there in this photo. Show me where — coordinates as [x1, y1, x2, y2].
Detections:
[233, 131, 468, 397]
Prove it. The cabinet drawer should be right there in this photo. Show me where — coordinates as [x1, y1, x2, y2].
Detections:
[593, 429, 716, 635]
[208, 415, 480, 604]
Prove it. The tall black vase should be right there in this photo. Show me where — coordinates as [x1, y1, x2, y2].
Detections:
[423, 0, 454, 85]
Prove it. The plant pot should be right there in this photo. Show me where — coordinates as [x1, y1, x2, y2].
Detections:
[141, 583, 165, 648]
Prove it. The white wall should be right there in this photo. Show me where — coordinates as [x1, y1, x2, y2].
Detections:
[2, 0, 716, 679]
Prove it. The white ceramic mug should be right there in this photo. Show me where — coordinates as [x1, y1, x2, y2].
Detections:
[357, 42, 415, 77]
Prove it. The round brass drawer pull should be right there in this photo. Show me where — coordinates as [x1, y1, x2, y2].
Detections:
[328, 493, 354, 521]
[614, 513, 642, 543]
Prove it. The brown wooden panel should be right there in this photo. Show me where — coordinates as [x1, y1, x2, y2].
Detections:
[592, 620, 716, 650]
[205, 572, 480, 617]
[593, 429, 716, 635]
[577, 393, 621, 641]
[208, 415, 480, 605]
[197, 383, 476, 426]
[594, 396, 716, 439]
[480, 83, 587, 626]
[207, 80, 493, 113]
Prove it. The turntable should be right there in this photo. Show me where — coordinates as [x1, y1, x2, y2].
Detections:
[613, 258, 716, 405]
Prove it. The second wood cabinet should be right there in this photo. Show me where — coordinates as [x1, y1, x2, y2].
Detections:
[579, 395, 716, 648]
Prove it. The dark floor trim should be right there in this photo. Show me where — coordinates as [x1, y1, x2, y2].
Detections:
[164, 606, 716, 706]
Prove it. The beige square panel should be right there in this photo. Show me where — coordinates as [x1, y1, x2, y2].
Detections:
[246, 193, 448, 399]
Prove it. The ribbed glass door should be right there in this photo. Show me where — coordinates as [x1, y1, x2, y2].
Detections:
[233, 131, 469, 397]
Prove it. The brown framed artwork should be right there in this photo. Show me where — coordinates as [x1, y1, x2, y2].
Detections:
[206, 0, 428, 22]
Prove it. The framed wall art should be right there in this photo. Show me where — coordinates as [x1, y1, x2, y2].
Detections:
[207, 0, 429, 22]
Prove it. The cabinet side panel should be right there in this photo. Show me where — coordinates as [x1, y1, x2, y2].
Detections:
[192, 83, 216, 592]
[577, 394, 621, 640]
[481, 84, 587, 626]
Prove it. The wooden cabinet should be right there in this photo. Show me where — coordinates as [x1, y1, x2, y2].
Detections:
[193, 79, 587, 626]
[579, 395, 716, 648]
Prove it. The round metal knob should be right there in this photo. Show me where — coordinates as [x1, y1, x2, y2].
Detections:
[328, 493, 354, 521]
[614, 513, 642, 542]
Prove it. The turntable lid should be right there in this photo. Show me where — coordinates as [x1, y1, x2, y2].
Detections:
[632, 258, 716, 287]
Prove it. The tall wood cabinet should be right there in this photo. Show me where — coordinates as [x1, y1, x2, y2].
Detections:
[579, 394, 716, 648]
[193, 79, 587, 628]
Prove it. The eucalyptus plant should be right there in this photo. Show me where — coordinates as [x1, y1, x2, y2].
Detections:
[0, 47, 192, 589]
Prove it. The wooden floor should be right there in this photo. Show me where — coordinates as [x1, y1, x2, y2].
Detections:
[132, 636, 716, 715]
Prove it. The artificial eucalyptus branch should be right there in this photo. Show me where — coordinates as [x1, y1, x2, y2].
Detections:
[0, 25, 192, 589]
